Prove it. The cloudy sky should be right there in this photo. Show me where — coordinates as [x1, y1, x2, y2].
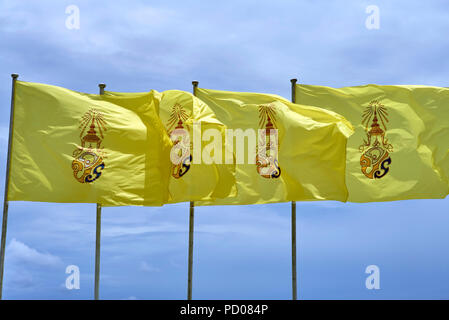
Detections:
[1, 0, 449, 299]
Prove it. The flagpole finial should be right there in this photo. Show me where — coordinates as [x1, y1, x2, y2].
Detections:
[192, 81, 199, 96]
[98, 84, 106, 95]
[290, 78, 298, 103]
[11, 74, 18, 79]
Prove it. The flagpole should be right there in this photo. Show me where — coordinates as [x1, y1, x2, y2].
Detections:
[187, 81, 199, 300]
[290, 78, 298, 300]
[188, 200, 194, 300]
[0, 74, 18, 300]
[94, 83, 106, 300]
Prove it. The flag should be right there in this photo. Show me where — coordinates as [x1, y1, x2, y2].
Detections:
[104, 90, 236, 203]
[8, 81, 172, 206]
[193, 88, 354, 205]
[296, 84, 449, 202]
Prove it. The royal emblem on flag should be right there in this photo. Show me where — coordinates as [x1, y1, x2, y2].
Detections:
[167, 103, 192, 179]
[359, 100, 393, 179]
[256, 103, 281, 178]
[72, 108, 107, 183]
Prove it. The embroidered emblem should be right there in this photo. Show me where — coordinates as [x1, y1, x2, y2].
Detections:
[359, 100, 393, 179]
[256, 103, 281, 178]
[72, 108, 106, 183]
[167, 103, 192, 179]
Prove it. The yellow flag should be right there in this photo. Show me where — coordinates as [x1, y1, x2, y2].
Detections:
[194, 88, 354, 205]
[104, 90, 236, 203]
[8, 81, 172, 206]
[296, 84, 449, 202]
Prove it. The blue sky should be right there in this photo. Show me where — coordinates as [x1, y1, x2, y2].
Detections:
[1, 0, 449, 300]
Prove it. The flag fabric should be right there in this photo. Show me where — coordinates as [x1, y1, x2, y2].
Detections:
[105, 90, 236, 203]
[193, 88, 354, 205]
[296, 84, 449, 202]
[8, 81, 172, 206]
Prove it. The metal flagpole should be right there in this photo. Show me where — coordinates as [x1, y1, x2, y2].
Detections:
[94, 83, 106, 300]
[187, 81, 199, 300]
[290, 78, 298, 300]
[187, 201, 194, 300]
[0, 74, 18, 300]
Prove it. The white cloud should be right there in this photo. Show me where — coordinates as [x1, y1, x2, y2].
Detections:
[100, 205, 289, 239]
[7, 268, 34, 289]
[103, 223, 184, 237]
[6, 238, 63, 268]
[0, 126, 8, 143]
[126, 6, 177, 28]
[139, 261, 160, 273]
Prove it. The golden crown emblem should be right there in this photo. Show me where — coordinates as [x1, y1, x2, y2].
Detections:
[256, 103, 281, 179]
[167, 103, 192, 179]
[359, 100, 393, 179]
[72, 108, 107, 183]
